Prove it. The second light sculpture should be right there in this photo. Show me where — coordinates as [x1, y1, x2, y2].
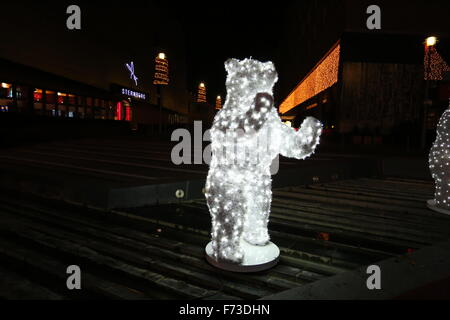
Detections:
[204, 58, 323, 272]
[428, 102, 450, 215]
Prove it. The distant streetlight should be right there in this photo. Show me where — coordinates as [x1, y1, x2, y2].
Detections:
[154, 52, 169, 86]
[215, 95, 222, 110]
[426, 36, 437, 47]
[154, 52, 169, 134]
[197, 82, 207, 103]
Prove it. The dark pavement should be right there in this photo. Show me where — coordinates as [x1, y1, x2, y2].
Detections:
[0, 137, 448, 300]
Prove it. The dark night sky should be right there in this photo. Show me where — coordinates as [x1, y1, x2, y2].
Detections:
[3, 1, 449, 105]
[3, 0, 294, 103]
[164, 0, 295, 100]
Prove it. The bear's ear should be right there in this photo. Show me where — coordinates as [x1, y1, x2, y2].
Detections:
[225, 58, 239, 74]
[263, 61, 275, 71]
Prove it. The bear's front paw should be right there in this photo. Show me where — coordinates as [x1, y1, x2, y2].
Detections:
[239, 93, 274, 132]
[298, 117, 323, 139]
[294, 117, 323, 158]
[302, 117, 323, 130]
[254, 92, 274, 113]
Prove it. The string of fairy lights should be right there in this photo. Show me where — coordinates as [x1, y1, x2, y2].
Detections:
[153, 53, 169, 85]
[279, 43, 340, 115]
[196, 83, 224, 108]
[152, 53, 223, 108]
[197, 82, 207, 103]
[424, 45, 450, 81]
[215, 96, 222, 110]
[153, 37, 447, 114]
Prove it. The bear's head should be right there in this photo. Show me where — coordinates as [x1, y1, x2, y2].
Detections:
[225, 58, 278, 99]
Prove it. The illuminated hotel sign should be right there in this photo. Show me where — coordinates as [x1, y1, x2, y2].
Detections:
[121, 88, 146, 100]
[279, 42, 340, 114]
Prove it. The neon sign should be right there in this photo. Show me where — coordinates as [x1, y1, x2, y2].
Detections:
[121, 88, 146, 100]
[125, 61, 139, 86]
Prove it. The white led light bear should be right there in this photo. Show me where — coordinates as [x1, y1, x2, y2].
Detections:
[428, 104, 450, 215]
[205, 58, 323, 264]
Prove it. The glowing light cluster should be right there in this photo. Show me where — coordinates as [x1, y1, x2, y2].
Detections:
[34, 89, 43, 102]
[125, 61, 138, 86]
[424, 46, 450, 81]
[426, 36, 437, 47]
[279, 43, 340, 114]
[197, 82, 207, 103]
[429, 101, 450, 211]
[154, 53, 169, 85]
[215, 96, 222, 110]
[125, 106, 132, 122]
[116, 102, 122, 121]
[205, 58, 323, 264]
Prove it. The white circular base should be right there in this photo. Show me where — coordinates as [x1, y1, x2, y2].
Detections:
[205, 239, 280, 273]
[427, 199, 450, 215]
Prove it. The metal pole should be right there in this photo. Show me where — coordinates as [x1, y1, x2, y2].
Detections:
[421, 47, 431, 150]
[158, 84, 162, 134]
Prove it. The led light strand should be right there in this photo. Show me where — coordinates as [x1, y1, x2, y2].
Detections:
[216, 96, 222, 110]
[280, 43, 340, 114]
[197, 83, 207, 103]
[154, 55, 169, 85]
[424, 46, 450, 81]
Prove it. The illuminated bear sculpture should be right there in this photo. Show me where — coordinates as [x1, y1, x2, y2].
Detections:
[428, 105, 450, 215]
[205, 58, 323, 271]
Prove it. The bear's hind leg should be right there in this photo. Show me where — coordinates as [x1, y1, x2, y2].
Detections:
[243, 176, 271, 246]
[206, 183, 245, 264]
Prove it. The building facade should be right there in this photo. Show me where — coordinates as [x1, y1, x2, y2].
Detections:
[277, 0, 450, 147]
[0, 2, 189, 129]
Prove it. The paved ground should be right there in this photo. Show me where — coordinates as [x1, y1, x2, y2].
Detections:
[0, 138, 381, 208]
[0, 137, 445, 300]
[0, 137, 362, 181]
[1, 175, 449, 300]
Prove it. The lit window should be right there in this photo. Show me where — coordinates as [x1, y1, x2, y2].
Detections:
[46, 91, 57, 104]
[1, 83, 13, 99]
[116, 102, 122, 121]
[34, 89, 43, 102]
[68, 94, 76, 105]
[57, 92, 67, 104]
[125, 106, 131, 121]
